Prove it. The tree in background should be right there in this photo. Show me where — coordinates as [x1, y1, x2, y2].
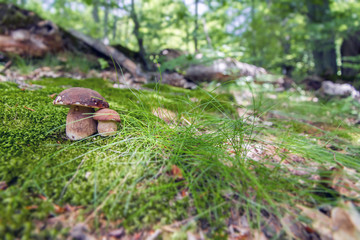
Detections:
[306, 0, 337, 78]
[129, 0, 149, 69]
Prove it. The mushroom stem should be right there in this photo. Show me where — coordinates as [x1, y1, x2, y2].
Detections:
[97, 121, 117, 136]
[66, 106, 97, 140]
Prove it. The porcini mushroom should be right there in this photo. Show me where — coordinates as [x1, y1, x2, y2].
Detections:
[93, 108, 120, 136]
[53, 87, 109, 140]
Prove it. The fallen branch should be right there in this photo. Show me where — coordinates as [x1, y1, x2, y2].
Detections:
[68, 29, 147, 82]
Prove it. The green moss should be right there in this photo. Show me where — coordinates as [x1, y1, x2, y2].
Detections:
[1, 78, 226, 237]
[1, 78, 359, 238]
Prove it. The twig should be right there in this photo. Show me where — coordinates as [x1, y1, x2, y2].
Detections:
[0, 60, 12, 74]
[145, 229, 162, 240]
[24, 106, 35, 111]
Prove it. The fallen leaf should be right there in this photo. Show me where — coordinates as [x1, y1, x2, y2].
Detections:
[281, 214, 310, 240]
[49, 93, 57, 99]
[297, 205, 332, 239]
[332, 201, 360, 240]
[152, 107, 177, 125]
[171, 165, 183, 179]
[25, 205, 38, 210]
[54, 204, 66, 214]
[0, 181, 7, 190]
[330, 163, 360, 200]
[38, 195, 47, 201]
[70, 223, 96, 240]
[253, 230, 268, 240]
[108, 227, 125, 238]
[133, 232, 143, 240]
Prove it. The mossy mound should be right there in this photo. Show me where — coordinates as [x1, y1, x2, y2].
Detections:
[0, 78, 239, 238]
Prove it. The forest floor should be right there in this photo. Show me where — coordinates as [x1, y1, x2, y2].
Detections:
[1, 69, 360, 239]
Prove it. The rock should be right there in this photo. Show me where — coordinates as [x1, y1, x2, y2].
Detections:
[320, 81, 360, 101]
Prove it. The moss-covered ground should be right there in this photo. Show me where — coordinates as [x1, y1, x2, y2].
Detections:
[0, 78, 359, 239]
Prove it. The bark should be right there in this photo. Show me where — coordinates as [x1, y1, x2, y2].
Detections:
[0, 21, 63, 57]
[306, 0, 337, 78]
[130, 0, 149, 70]
[341, 31, 360, 80]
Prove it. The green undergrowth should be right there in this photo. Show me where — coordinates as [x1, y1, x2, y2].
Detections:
[1, 78, 359, 239]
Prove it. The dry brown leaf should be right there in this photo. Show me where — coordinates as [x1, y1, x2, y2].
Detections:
[171, 165, 183, 179]
[332, 201, 360, 240]
[152, 107, 177, 125]
[298, 202, 360, 240]
[330, 164, 360, 200]
[297, 205, 333, 239]
[0, 181, 7, 190]
[69, 223, 96, 240]
[54, 204, 66, 214]
[49, 93, 57, 99]
[281, 214, 310, 240]
[25, 205, 38, 210]
[253, 230, 268, 240]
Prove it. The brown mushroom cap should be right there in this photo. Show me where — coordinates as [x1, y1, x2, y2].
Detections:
[53, 87, 109, 108]
[93, 108, 121, 122]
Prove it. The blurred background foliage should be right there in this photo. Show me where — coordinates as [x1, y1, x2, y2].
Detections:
[1, 0, 360, 81]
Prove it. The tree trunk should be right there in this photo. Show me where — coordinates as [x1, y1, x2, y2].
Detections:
[202, 18, 212, 49]
[130, 0, 149, 70]
[112, 16, 118, 41]
[280, 19, 293, 77]
[194, 0, 199, 52]
[250, 0, 257, 65]
[341, 31, 360, 81]
[281, 37, 293, 77]
[92, 0, 100, 23]
[104, 0, 109, 41]
[306, 0, 337, 78]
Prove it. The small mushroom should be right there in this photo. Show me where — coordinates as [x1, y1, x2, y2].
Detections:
[53, 87, 109, 140]
[93, 108, 121, 136]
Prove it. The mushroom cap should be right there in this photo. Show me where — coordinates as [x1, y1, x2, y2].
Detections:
[53, 87, 109, 108]
[93, 108, 121, 122]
